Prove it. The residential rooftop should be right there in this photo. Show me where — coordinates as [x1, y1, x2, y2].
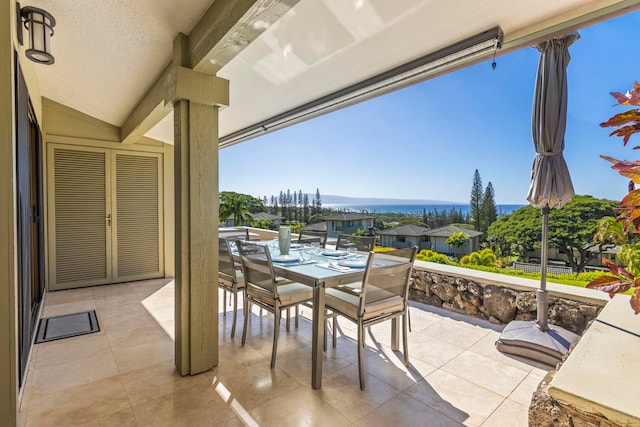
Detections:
[426, 225, 484, 238]
[378, 224, 431, 237]
[322, 213, 377, 221]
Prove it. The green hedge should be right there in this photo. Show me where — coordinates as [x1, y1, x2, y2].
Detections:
[414, 249, 613, 288]
[416, 249, 453, 265]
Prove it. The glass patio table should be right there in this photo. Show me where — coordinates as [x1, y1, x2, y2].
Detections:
[233, 241, 404, 389]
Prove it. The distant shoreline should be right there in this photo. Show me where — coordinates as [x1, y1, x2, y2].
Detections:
[324, 203, 525, 215]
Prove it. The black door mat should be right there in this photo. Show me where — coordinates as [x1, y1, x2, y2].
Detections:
[35, 310, 100, 344]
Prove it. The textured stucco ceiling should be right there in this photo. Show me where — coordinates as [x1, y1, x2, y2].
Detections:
[22, 0, 215, 126]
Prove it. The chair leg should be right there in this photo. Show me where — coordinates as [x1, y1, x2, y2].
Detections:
[231, 290, 238, 338]
[323, 317, 332, 351]
[408, 305, 412, 333]
[403, 313, 409, 366]
[295, 305, 299, 329]
[286, 308, 290, 332]
[357, 322, 366, 390]
[323, 319, 327, 352]
[222, 288, 227, 316]
[332, 316, 337, 348]
[271, 307, 280, 369]
[241, 299, 250, 346]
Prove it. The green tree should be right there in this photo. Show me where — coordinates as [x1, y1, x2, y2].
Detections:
[486, 195, 618, 272]
[313, 188, 322, 215]
[279, 191, 286, 219]
[446, 231, 470, 251]
[219, 191, 266, 226]
[286, 189, 292, 221]
[303, 194, 310, 223]
[486, 206, 539, 259]
[298, 190, 304, 222]
[399, 218, 428, 227]
[470, 170, 484, 231]
[481, 182, 498, 232]
[451, 223, 475, 230]
[292, 191, 298, 222]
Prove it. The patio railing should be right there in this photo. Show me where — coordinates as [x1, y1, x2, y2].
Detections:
[512, 262, 573, 275]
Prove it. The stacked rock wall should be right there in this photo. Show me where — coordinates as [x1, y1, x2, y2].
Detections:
[410, 268, 603, 335]
[529, 365, 621, 426]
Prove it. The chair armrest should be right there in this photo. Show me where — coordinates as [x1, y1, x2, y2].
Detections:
[335, 285, 362, 296]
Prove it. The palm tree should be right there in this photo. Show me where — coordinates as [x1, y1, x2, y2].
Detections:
[219, 193, 251, 226]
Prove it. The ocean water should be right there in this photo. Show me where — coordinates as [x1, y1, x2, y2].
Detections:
[324, 204, 525, 215]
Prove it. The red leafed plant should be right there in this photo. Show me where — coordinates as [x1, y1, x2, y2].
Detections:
[587, 82, 640, 314]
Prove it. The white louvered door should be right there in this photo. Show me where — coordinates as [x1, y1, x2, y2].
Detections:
[48, 146, 111, 289]
[112, 151, 163, 282]
[48, 145, 163, 290]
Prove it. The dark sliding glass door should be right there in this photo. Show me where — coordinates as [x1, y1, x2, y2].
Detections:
[15, 54, 45, 387]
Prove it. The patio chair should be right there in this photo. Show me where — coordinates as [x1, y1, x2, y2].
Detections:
[236, 240, 313, 369]
[325, 246, 418, 390]
[335, 234, 375, 251]
[297, 230, 328, 248]
[218, 236, 245, 338]
[219, 227, 250, 241]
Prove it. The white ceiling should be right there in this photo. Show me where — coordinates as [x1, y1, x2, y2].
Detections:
[24, 0, 639, 145]
[216, 0, 576, 138]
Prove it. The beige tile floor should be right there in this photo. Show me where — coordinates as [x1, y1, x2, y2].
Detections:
[18, 278, 551, 426]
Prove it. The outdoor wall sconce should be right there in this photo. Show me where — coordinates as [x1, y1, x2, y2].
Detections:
[17, 2, 56, 65]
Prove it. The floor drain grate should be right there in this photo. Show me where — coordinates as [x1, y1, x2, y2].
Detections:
[35, 310, 100, 344]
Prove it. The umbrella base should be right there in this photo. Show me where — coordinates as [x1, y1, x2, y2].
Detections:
[496, 320, 580, 366]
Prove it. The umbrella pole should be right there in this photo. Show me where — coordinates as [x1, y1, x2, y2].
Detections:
[495, 204, 579, 364]
[537, 206, 550, 331]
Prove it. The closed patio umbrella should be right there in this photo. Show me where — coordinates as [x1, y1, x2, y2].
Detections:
[496, 33, 581, 366]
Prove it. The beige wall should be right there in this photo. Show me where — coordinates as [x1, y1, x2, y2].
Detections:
[41, 99, 176, 288]
[0, 11, 176, 419]
[1, 2, 17, 425]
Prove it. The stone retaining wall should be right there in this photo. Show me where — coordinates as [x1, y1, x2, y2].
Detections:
[409, 268, 603, 335]
[528, 368, 619, 427]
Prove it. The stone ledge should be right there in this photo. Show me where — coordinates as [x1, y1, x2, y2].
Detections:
[413, 260, 609, 305]
[546, 294, 640, 426]
[410, 260, 608, 335]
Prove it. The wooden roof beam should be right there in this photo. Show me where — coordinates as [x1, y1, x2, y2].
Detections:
[120, 0, 298, 144]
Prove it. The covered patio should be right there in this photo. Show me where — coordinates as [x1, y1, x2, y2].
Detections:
[4, 0, 640, 425]
[19, 279, 548, 426]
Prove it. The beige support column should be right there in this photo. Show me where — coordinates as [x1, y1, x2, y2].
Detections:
[0, 1, 17, 425]
[173, 34, 225, 375]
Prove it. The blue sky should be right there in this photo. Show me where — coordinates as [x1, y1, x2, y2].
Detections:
[220, 11, 640, 205]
